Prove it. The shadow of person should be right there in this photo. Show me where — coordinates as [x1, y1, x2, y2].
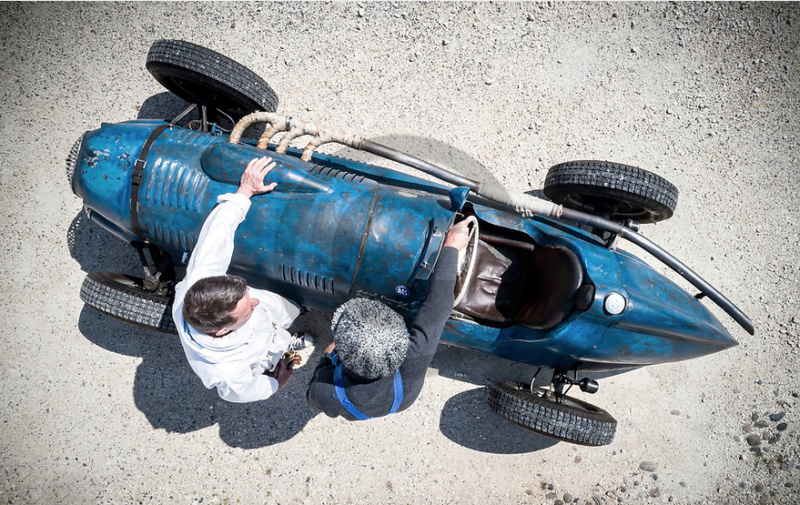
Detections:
[78, 302, 324, 448]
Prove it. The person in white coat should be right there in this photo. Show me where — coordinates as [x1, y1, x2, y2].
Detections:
[172, 156, 313, 403]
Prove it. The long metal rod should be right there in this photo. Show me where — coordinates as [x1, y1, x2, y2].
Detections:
[360, 139, 479, 190]
[357, 139, 754, 335]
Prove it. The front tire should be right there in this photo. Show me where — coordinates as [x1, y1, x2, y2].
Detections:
[487, 380, 616, 446]
[80, 272, 177, 334]
[543, 160, 678, 223]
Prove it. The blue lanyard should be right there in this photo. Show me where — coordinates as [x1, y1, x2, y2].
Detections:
[330, 352, 404, 420]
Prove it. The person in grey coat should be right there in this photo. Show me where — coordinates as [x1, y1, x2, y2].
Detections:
[306, 220, 470, 420]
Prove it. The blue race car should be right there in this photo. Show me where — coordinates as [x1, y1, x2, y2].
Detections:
[68, 40, 753, 446]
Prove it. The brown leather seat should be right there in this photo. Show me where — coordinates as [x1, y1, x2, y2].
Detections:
[514, 245, 584, 330]
[454, 240, 583, 330]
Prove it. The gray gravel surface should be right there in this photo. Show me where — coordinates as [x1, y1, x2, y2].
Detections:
[1, 2, 799, 504]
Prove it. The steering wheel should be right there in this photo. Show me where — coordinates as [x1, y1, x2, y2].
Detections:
[453, 216, 480, 307]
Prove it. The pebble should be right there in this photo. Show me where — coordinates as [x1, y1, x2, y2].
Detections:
[747, 434, 762, 447]
[563, 493, 574, 503]
[777, 422, 788, 432]
[639, 461, 657, 472]
[769, 412, 785, 422]
[649, 488, 661, 498]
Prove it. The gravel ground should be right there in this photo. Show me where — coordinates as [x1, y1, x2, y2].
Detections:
[1, 2, 798, 504]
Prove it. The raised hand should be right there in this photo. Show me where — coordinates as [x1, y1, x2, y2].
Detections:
[236, 156, 278, 198]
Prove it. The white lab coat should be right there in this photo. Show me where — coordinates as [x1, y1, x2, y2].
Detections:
[172, 193, 300, 403]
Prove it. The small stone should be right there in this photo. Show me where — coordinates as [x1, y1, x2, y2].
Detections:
[563, 493, 574, 503]
[653, 474, 659, 481]
[630, 21, 635, 29]
[574, 455, 582, 463]
[777, 422, 788, 432]
[666, 108, 673, 114]
[485, 78, 495, 85]
[631, 46, 639, 53]
[555, 501, 564, 505]
[754, 484, 764, 493]
[670, 409, 680, 415]
[679, 482, 687, 488]
[525, 488, 534, 496]
[769, 412, 785, 422]
[743, 423, 752, 433]
[357, 8, 365, 17]
[752, 413, 759, 422]
[639, 461, 657, 472]
[649, 488, 661, 498]
[747, 434, 762, 447]
[754, 421, 769, 428]
[768, 434, 781, 444]
[619, 486, 627, 493]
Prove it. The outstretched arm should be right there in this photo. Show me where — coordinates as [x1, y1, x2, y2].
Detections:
[408, 220, 471, 354]
[183, 157, 277, 285]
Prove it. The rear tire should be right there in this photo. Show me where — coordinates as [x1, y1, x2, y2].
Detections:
[146, 39, 278, 121]
[487, 380, 616, 446]
[543, 160, 678, 223]
[80, 272, 177, 334]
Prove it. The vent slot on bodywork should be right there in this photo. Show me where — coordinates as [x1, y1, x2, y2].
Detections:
[281, 265, 335, 294]
[308, 164, 366, 184]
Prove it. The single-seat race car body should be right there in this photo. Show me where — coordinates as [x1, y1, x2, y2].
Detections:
[68, 40, 752, 446]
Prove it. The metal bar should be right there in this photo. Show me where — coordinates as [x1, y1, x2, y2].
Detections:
[168, 103, 197, 127]
[359, 139, 478, 190]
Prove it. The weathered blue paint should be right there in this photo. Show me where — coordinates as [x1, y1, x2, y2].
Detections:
[71, 120, 738, 372]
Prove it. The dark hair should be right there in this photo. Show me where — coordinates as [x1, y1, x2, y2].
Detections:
[182, 275, 248, 335]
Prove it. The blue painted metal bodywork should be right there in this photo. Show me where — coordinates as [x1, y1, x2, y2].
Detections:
[72, 120, 738, 371]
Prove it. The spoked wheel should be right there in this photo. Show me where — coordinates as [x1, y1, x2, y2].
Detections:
[146, 39, 278, 122]
[543, 160, 678, 223]
[80, 272, 177, 334]
[487, 380, 616, 446]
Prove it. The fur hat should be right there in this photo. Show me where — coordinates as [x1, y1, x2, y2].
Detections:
[331, 298, 410, 379]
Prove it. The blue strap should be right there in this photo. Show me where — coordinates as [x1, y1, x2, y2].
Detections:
[330, 352, 403, 420]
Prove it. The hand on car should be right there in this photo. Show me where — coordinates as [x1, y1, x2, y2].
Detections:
[237, 156, 278, 198]
[443, 219, 471, 251]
